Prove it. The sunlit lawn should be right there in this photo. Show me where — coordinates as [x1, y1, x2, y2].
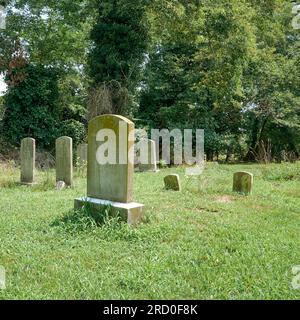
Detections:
[0, 162, 299, 299]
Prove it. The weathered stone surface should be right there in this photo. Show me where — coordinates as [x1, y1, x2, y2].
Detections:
[164, 174, 181, 191]
[233, 171, 253, 195]
[75, 114, 144, 225]
[138, 139, 158, 172]
[87, 115, 134, 203]
[56, 181, 66, 191]
[56, 136, 73, 186]
[74, 197, 144, 226]
[76, 143, 88, 165]
[20, 138, 35, 185]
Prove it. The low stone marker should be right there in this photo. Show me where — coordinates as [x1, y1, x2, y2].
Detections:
[56, 136, 73, 186]
[77, 143, 88, 165]
[233, 171, 253, 195]
[164, 174, 181, 191]
[139, 139, 158, 172]
[56, 181, 66, 191]
[75, 115, 144, 226]
[20, 137, 36, 185]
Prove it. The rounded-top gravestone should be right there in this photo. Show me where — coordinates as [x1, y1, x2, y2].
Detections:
[20, 137, 36, 185]
[233, 171, 253, 195]
[164, 174, 181, 191]
[56, 136, 73, 187]
[75, 114, 144, 226]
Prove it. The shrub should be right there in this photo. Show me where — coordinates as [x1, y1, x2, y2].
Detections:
[59, 119, 86, 147]
[1, 64, 60, 149]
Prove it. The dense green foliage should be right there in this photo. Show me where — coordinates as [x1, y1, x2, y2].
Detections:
[1, 64, 60, 148]
[0, 0, 92, 149]
[60, 119, 86, 147]
[88, 0, 149, 115]
[140, 0, 300, 161]
[0, 0, 299, 161]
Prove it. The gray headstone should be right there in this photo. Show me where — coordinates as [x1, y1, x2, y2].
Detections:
[86, 115, 134, 203]
[139, 139, 158, 172]
[20, 138, 35, 185]
[76, 143, 88, 165]
[75, 115, 144, 225]
[233, 171, 253, 195]
[164, 174, 181, 191]
[56, 136, 73, 186]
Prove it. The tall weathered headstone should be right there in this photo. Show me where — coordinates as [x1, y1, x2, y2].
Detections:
[20, 138, 35, 185]
[75, 115, 144, 225]
[233, 171, 253, 195]
[56, 136, 73, 186]
[138, 139, 159, 172]
[76, 143, 88, 165]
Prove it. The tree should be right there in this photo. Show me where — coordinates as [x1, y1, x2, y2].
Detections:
[140, 0, 255, 159]
[1, 63, 60, 148]
[88, 0, 149, 116]
[243, 0, 300, 161]
[0, 0, 94, 149]
[140, 0, 300, 161]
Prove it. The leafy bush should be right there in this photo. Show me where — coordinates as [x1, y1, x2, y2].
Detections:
[1, 64, 60, 149]
[59, 119, 86, 147]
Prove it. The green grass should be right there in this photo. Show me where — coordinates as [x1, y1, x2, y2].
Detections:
[0, 162, 299, 300]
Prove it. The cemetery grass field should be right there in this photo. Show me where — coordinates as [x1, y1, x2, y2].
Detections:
[0, 162, 299, 300]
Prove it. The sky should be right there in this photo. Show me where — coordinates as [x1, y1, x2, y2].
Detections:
[0, 76, 7, 96]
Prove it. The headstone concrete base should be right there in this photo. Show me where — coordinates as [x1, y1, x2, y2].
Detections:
[74, 197, 144, 226]
[20, 182, 37, 186]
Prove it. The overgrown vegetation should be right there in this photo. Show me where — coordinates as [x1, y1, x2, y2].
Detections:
[0, 0, 299, 161]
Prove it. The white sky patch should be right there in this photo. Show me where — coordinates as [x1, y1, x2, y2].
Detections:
[0, 76, 7, 96]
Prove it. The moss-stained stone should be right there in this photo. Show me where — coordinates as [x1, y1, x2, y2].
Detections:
[75, 115, 144, 226]
[20, 138, 35, 185]
[164, 174, 181, 191]
[74, 197, 144, 226]
[56, 136, 73, 186]
[233, 171, 253, 195]
[87, 115, 134, 203]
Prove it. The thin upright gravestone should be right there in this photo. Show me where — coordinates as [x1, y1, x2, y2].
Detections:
[20, 138, 35, 185]
[233, 171, 253, 195]
[75, 115, 144, 226]
[77, 143, 88, 165]
[138, 139, 159, 172]
[56, 136, 73, 186]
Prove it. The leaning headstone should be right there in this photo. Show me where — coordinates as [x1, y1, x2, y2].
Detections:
[20, 138, 36, 185]
[233, 171, 253, 195]
[76, 143, 88, 165]
[139, 139, 158, 172]
[164, 174, 181, 191]
[75, 115, 144, 226]
[56, 136, 73, 186]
